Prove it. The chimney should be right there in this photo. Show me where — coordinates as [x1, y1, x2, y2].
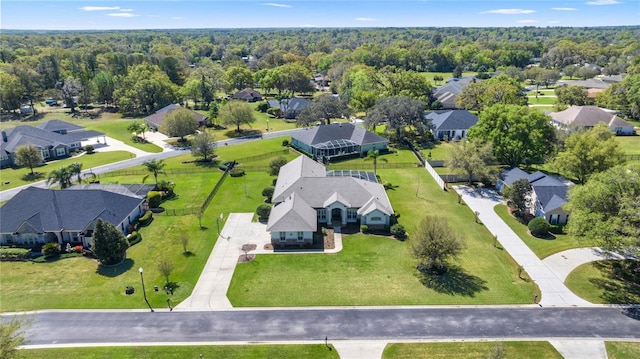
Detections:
[1, 130, 7, 142]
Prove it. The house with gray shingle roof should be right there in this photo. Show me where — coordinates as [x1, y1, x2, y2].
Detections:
[0, 186, 147, 247]
[550, 105, 635, 135]
[144, 104, 209, 134]
[433, 76, 483, 109]
[424, 110, 478, 140]
[232, 88, 262, 102]
[0, 120, 105, 168]
[267, 156, 394, 247]
[497, 168, 573, 225]
[291, 123, 388, 161]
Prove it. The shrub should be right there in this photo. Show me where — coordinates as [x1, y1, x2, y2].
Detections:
[256, 204, 271, 220]
[147, 191, 162, 208]
[84, 144, 95, 154]
[262, 186, 275, 202]
[549, 224, 564, 234]
[528, 217, 551, 236]
[360, 224, 369, 233]
[282, 139, 289, 147]
[267, 107, 281, 117]
[42, 242, 60, 257]
[390, 224, 406, 239]
[256, 101, 269, 112]
[127, 231, 142, 246]
[0, 248, 30, 261]
[137, 210, 153, 226]
[230, 167, 245, 177]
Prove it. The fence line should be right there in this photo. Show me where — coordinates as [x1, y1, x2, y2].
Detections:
[102, 166, 220, 178]
[626, 154, 640, 161]
[199, 167, 231, 215]
[424, 161, 446, 190]
[327, 162, 420, 170]
[234, 148, 290, 163]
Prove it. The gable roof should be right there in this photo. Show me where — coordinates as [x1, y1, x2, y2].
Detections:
[291, 123, 388, 148]
[143, 104, 208, 128]
[425, 110, 478, 131]
[67, 184, 154, 199]
[499, 167, 530, 186]
[1, 122, 104, 154]
[282, 98, 310, 112]
[266, 193, 317, 232]
[499, 168, 572, 213]
[550, 106, 632, 128]
[232, 88, 262, 101]
[558, 79, 610, 89]
[36, 120, 84, 133]
[0, 187, 144, 234]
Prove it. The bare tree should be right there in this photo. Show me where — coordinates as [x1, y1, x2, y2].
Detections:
[157, 258, 174, 285]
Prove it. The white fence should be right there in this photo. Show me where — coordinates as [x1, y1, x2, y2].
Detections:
[424, 161, 446, 190]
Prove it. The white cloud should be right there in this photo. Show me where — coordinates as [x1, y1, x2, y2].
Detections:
[119, 9, 134, 12]
[106, 13, 139, 17]
[552, 7, 577, 11]
[586, 0, 621, 5]
[481, 9, 536, 15]
[81, 6, 121, 12]
[356, 17, 376, 22]
[263, 3, 292, 8]
[518, 19, 539, 23]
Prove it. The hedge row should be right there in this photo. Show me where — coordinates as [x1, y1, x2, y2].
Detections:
[0, 248, 30, 261]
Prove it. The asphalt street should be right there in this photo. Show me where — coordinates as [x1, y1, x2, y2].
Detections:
[21, 307, 640, 345]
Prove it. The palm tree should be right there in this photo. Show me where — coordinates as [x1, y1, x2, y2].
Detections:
[127, 121, 146, 141]
[364, 149, 388, 177]
[68, 162, 83, 184]
[142, 159, 166, 188]
[46, 166, 72, 189]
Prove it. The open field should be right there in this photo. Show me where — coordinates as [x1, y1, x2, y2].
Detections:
[0, 151, 133, 191]
[493, 204, 595, 259]
[382, 341, 562, 359]
[607, 342, 640, 359]
[20, 344, 338, 359]
[228, 167, 537, 306]
[565, 260, 640, 305]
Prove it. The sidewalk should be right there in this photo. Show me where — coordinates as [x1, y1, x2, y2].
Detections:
[454, 186, 591, 307]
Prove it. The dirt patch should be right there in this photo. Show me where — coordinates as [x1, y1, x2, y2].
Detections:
[238, 244, 257, 263]
[263, 243, 273, 250]
[323, 228, 335, 250]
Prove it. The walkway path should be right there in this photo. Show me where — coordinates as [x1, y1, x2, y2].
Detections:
[454, 186, 591, 307]
[544, 247, 629, 282]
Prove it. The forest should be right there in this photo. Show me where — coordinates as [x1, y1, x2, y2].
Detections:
[1, 26, 639, 119]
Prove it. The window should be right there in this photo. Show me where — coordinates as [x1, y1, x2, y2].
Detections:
[317, 209, 326, 220]
[297, 232, 304, 241]
[279, 232, 286, 242]
[370, 216, 382, 222]
[550, 214, 559, 225]
[41, 149, 50, 159]
[347, 209, 357, 220]
[56, 147, 66, 156]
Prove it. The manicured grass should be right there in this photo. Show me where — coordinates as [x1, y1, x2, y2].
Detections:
[607, 342, 640, 359]
[493, 204, 595, 259]
[527, 95, 556, 105]
[0, 151, 133, 191]
[382, 341, 562, 359]
[421, 142, 454, 162]
[422, 71, 476, 85]
[616, 136, 640, 155]
[83, 119, 163, 153]
[564, 260, 640, 304]
[228, 168, 538, 306]
[21, 344, 339, 359]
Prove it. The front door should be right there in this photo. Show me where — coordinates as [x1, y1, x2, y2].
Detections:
[331, 208, 342, 223]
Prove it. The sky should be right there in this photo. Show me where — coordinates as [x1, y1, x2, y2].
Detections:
[1, 0, 638, 30]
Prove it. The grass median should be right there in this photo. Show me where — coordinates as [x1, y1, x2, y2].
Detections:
[382, 341, 562, 359]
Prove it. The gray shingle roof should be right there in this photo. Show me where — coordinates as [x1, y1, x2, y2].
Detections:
[1, 122, 104, 154]
[425, 110, 478, 131]
[266, 193, 317, 232]
[559, 79, 610, 89]
[232, 88, 262, 101]
[499, 167, 530, 186]
[291, 123, 388, 148]
[144, 105, 209, 128]
[550, 106, 632, 128]
[67, 184, 154, 199]
[0, 187, 144, 234]
[36, 120, 84, 132]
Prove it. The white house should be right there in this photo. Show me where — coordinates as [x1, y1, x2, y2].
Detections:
[550, 106, 635, 135]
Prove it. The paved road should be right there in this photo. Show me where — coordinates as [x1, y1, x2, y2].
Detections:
[0, 128, 303, 202]
[20, 307, 640, 345]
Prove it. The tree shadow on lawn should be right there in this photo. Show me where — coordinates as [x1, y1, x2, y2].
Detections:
[224, 129, 262, 139]
[589, 260, 640, 305]
[96, 258, 134, 278]
[21, 172, 45, 182]
[417, 265, 489, 297]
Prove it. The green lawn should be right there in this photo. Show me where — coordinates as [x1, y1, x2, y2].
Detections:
[616, 136, 640, 156]
[421, 142, 455, 161]
[83, 119, 163, 153]
[564, 260, 640, 304]
[527, 96, 557, 105]
[493, 204, 595, 259]
[382, 341, 562, 359]
[228, 168, 538, 306]
[20, 344, 338, 359]
[607, 342, 640, 359]
[0, 151, 133, 191]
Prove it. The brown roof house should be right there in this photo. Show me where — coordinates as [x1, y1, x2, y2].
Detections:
[144, 104, 209, 134]
[550, 106, 635, 135]
[267, 156, 393, 248]
[232, 88, 262, 102]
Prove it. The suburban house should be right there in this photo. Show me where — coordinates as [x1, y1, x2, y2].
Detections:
[0, 185, 152, 248]
[0, 120, 105, 168]
[497, 168, 573, 225]
[144, 104, 210, 133]
[312, 73, 330, 91]
[424, 110, 478, 140]
[550, 105, 635, 135]
[267, 155, 394, 246]
[291, 123, 389, 161]
[433, 76, 483, 109]
[231, 88, 262, 102]
[278, 98, 311, 119]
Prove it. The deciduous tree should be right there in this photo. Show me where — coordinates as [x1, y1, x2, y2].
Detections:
[566, 164, 640, 254]
[160, 109, 199, 140]
[468, 104, 555, 166]
[93, 219, 129, 265]
[555, 85, 587, 107]
[14, 145, 42, 176]
[190, 130, 216, 161]
[447, 140, 495, 185]
[409, 216, 466, 275]
[269, 156, 288, 176]
[365, 96, 428, 142]
[456, 74, 527, 111]
[296, 94, 350, 127]
[504, 179, 532, 218]
[218, 100, 256, 133]
[157, 258, 174, 285]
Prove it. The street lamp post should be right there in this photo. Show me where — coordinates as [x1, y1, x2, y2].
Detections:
[266, 118, 269, 132]
[138, 267, 154, 312]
